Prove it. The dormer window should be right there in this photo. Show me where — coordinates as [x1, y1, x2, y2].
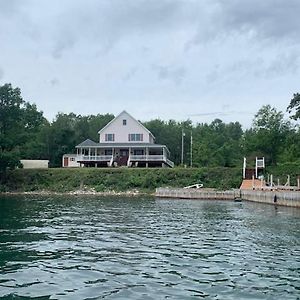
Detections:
[123, 119, 127, 125]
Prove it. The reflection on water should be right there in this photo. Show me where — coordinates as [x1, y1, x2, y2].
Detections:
[0, 195, 299, 299]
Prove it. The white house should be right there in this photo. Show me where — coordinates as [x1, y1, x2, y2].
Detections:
[62, 111, 174, 168]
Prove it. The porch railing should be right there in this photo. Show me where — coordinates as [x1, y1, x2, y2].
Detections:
[76, 154, 174, 167]
[130, 155, 165, 161]
[77, 155, 113, 161]
[166, 158, 175, 168]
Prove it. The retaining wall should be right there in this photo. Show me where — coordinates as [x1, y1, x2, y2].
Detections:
[155, 188, 240, 200]
[155, 188, 300, 208]
[241, 190, 300, 207]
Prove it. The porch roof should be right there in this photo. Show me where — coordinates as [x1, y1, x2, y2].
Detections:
[76, 139, 98, 147]
[75, 139, 171, 155]
[76, 141, 168, 149]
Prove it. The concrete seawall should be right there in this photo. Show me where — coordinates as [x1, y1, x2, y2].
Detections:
[241, 190, 300, 207]
[155, 188, 300, 208]
[155, 188, 240, 201]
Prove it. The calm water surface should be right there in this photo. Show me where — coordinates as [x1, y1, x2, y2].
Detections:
[0, 195, 299, 299]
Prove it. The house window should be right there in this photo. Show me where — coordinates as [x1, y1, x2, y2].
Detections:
[70, 157, 75, 162]
[105, 133, 115, 141]
[123, 119, 127, 125]
[133, 149, 144, 155]
[105, 149, 112, 155]
[128, 134, 143, 141]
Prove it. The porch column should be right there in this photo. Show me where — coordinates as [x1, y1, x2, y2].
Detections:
[88, 148, 91, 158]
[128, 147, 131, 167]
[163, 147, 166, 160]
[111, 148, 115, 167]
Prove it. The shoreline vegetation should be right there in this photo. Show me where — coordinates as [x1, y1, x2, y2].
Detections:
[1, 167, 241, 194]
[1, 165, 299, 195]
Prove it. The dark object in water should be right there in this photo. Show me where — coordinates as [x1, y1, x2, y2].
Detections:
[234, 197, 242, 202]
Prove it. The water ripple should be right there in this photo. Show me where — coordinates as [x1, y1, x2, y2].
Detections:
[0, 196, 300, 299]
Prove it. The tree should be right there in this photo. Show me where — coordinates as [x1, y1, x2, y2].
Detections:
[287, 93, 300, 120]
[192, 120, 243, 167]
[243, 105, 291, 165]
[45, 112, 114, 167]
[0, 83, 46, 173]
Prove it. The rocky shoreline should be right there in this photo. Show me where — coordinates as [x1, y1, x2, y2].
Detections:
[0, 188, 152, 197]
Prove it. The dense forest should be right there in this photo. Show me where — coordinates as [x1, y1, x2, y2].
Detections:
[1, 83, 300, 171]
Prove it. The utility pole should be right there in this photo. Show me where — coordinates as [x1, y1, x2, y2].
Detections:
[181, 128, 185, 165]
[190, 130, 193, 167]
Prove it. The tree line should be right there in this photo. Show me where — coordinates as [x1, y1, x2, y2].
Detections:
[1, 83, 300, 172]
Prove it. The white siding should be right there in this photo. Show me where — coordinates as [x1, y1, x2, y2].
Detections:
[99, 111, 153, 143]
[62, 155, 80, 168]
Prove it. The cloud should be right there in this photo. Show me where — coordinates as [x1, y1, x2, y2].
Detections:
[153, 65, 186, 85]
[205, 51, 299, 87]
[218, 0, 300, 43]
[186, 0, 300, 49]
[263, 52, 299, 77]
[44, 0, 196, 56]
[122, 67, 138, 81]
[0, 0, 20, 16]
[0, 0, 299, 127]
[50, 78, 60, 86]
[52, 33, 76, 59]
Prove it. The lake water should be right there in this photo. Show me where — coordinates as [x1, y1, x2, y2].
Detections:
[0, 195, 299, 300]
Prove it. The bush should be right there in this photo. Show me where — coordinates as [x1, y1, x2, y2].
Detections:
[0, 167, 243, 193]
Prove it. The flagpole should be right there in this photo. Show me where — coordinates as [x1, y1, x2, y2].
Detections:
[181, 128, 184, 165]
[190, 130, 193, 167]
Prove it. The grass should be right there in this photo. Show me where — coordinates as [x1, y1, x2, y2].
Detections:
[0, 167, 242, 193]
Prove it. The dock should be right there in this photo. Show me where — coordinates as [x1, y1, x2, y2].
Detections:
[155, 188, 300, 208]
[155, 188, 240, 200]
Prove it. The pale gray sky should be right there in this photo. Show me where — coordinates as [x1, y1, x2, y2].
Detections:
[0, 0, 299, 127]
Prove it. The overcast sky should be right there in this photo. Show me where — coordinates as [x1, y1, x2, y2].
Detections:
[0, 0, 299, 127]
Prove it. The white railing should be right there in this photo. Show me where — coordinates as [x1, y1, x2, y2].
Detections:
[78, 155, 113, 161]
[128, 155, 174, 167]
[166, 158, 175, 168]
[130, 155, 165, 161]
[76, 154, 174, 168]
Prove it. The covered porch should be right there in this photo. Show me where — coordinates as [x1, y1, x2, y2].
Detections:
[75, 142, 174, 168]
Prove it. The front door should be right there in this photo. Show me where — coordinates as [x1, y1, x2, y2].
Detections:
[117, 149, 129, 166]
[64, 157, 69, 167]
[120, 149, 129, 157]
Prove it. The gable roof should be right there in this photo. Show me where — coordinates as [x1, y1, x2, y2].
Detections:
[97, 110, 155, 140]
[76, 139, 98, 148]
